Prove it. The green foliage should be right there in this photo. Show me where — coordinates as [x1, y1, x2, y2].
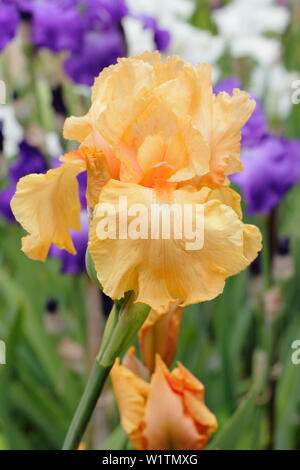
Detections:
[0, 223, 87, 449]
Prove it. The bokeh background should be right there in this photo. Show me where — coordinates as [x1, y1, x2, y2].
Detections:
[1, 0, 300, 450]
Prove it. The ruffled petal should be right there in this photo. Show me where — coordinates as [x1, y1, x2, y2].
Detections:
[171, 363, 218, 448]
[208, 89, 256, 183]
[64, 55, 154, 145]
[11, 163, 84, 261]
[154, 63, 213, 143]
[144, 356, 202, 450]
[207, 187, 242, 218]
[153, 62, 255, 183]
[64, 53, 254, 186]
[243, 224, 263, 265]
[110, 358, 149, 450]
[89, 180, 262, 313]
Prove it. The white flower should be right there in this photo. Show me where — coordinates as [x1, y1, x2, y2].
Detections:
[123, 0, 224, 71]
[212, 0, 290, 65]
[213, 0, 289, 36]
[125, 0, 195, 22]
[45, 132, 63, 158]
[0, 105, 23, 158]
[230, 36, 281, 66]
[122, 17, 155, 56]
[167, 20, 223, 70]
[251, 64, 300, 118]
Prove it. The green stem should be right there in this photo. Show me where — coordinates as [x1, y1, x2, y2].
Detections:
[62, 294, 150, 450]
[258, 210, 278, 449]
[62, 362, 110, 450]
[24, 41, 54, 135]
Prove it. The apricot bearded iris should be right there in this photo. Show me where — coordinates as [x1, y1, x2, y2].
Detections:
[11, 52, 262, 312]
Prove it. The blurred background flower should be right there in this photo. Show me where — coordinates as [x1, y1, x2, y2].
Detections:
[212, 0, 290, 66]
[0, 140, 46, 221]
[233, 136, 300, 215]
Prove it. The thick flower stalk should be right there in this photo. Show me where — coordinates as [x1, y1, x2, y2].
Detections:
[10, 52, 262, 448]
[111, 350, 217, 450]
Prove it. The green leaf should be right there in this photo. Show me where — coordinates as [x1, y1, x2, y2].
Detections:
[101, 426, 129, 450]
[206, 389, 258, 450]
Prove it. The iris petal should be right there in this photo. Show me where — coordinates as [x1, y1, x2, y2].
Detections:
[11, 163, 84, 261]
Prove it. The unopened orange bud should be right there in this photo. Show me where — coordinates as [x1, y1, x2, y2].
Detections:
[139, 305, 183, 374]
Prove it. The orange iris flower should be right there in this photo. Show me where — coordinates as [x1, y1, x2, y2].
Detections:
[11, 52, 262, 312]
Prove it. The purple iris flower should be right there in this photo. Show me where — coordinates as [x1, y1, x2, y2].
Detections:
[50, 210, 88, 274]
[0, 0, 20, 51]
[232, 136, 300, 215]
[81, 0, 128, 30]
[1, 0, 171, 85]
[214, 77, 268, 148]
[28, 0, 127, 84]
[9, 140, 47, 182]
[0, 140, 47, 221]
[31, 2, 84, 53]
[0, 187, 16, 221]
[64, 29, 125, 86]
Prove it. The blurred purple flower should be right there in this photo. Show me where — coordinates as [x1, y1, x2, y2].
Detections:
[81, 0, 128, 30]
[31, 2, 84, 53]
[232, 136, 300, 215]
[77, 171, 87, 209]
[215, 77, 268, 147]
[64, 29, 125, 86]
[50, 211, 88, 274]
[214, 77, 241, 94]
[9, 141, 47, 183]
[1, 0, 170, 85]
[29, 0, 127, 83]
[0, 187, 15, 221]
[0, 0, 20, 51]
[14, 0, 35, 14]
[0, 140, 47, 221]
